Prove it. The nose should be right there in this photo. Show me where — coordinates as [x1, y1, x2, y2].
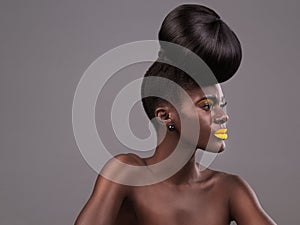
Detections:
[214, 108, 229, 124]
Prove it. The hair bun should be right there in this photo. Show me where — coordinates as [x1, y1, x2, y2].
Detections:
[157, 4, 242, 83]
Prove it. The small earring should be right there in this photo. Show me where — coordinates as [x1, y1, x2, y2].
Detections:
[167, 124, 175, 131]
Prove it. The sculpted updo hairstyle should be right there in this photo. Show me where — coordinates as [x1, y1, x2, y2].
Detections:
[141, 4, 242, 121]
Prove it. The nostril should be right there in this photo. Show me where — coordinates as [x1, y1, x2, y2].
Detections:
[222, 114, 229, 123]
[215, 113, 229, 124]
[224, 114, 229, 122]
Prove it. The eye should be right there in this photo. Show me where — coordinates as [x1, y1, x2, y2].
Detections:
[197, 99, 214, 111]
[220, 101, 227, 108]
[202, 102, 213, 111]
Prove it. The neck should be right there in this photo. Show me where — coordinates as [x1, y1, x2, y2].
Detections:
[165, 152, 200, 185]
[145, 129, 210, 185]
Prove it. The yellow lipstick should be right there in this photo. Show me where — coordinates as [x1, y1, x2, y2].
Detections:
[213, 128, 228, 140]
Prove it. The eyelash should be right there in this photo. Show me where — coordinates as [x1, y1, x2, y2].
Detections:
[221, 102, 227, 108]
[202, 103, 212, 111]
[201, 101, 227, 111]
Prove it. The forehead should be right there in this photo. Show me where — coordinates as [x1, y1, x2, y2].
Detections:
[184, 84, 224, 100]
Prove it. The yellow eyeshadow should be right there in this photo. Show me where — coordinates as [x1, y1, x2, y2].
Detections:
[197, 99, 214, 105]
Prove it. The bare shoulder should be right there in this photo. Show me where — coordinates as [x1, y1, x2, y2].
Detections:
[100, 153, 146, 183]
[74, 154, 142, 225]
[208, 170, 257, 199]
[204, 168, 237, 184]
[113, 153, 146, 166]
[213, 171, 257, 199]
[219, 172, 258, 197]
[215, 172, 277, 225]
[215, 171, 245, 185]
[207, 170, 247, 187]
[90, 153, 146, 193]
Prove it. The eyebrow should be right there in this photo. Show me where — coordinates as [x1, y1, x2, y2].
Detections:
[197, 95, 226, 104]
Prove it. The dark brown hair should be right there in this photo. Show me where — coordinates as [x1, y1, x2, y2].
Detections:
[141, 4, 242, 121]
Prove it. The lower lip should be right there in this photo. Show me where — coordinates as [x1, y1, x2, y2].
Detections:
[213, 133, 228, 140]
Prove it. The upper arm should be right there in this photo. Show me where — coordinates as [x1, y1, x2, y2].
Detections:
[228, 175, 277, 225]
[74, 174, 127, 225]
[74, 154, 140, 225]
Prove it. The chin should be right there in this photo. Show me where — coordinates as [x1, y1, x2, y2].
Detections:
[217, 144, 225, 153]
[202, 140, 226, 153]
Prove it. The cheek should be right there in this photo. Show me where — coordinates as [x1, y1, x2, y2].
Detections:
[179, 111, 212, 137]
[199, 113, 212, 138]
[176, 110, 213, 148]
[179, 109, 212, 128]
[199, 112, 212, 127]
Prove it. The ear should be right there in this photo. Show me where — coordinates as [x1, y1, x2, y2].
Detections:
[154, 106, 173, 125]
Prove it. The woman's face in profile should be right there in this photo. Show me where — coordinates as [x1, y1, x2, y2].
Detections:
[176, 84, 229, 153]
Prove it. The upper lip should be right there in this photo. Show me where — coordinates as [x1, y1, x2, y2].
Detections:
[213, 128, 227, 134]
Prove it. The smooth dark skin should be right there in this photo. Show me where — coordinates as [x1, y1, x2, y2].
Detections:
[75, 84, 277, 225]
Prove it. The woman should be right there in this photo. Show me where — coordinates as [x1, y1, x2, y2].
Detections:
[75, 4, 277, 225]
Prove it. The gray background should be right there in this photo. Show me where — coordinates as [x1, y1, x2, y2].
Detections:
[1, 0, 299, 224]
